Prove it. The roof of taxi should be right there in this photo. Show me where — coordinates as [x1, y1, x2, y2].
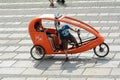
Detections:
[39, 14, 54, 18]
[39, 14, 63, 19]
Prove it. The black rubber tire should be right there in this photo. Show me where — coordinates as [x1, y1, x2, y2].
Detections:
[94, 42, 109, 57]
[30, 45, 45, 60]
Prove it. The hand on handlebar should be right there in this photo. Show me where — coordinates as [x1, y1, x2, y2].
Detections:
[77, 29, 80, 32]
[77, 29, 80, 34]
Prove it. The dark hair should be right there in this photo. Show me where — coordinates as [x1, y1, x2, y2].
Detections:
[34, 22, 40, 30]
[58, 22, 60, 25]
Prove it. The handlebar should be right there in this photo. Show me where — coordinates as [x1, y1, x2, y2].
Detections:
[77, 29, 80, 34]
[77, 29, 82, 44]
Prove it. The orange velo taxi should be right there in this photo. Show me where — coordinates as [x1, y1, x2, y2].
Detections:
[28, 14, 109, 60]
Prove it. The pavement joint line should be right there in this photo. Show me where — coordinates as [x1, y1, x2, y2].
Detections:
[0, 59, 33, 61]
[2, 45, 120, 53]
[1, 74, 120, 78]
[0, 1, 118, 5]
[118, 63, 120, 67]
[8, 6, 120, 8]
[1, 13, 120, 17]
[0, 7, 120, 10]
[0, 21, 120, 25]
[1, 7, 116, 9]
[0, 57, 110, 60]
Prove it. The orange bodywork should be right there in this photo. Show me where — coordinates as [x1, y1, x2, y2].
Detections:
[28, 15, 105, 55]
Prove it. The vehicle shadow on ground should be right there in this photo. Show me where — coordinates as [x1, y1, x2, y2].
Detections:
[33, 56, 111, 72]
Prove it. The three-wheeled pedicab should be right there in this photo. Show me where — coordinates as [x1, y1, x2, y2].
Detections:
[28, 14, 109, 60]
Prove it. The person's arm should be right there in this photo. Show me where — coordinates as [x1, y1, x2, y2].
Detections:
[57, 30, 62, 44]
[70, 27, 78, 32]
[44, 28, 48, 32]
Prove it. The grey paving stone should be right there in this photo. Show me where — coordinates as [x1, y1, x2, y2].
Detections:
[70, 78, 86, 80]
[1, 77, 26, 80]
[8, 33, 27, 38]
[108, 33, 120, 38]
[13, 53, 30, 59]
[82, 68, 111, 75]
[114, 53, 120, 59]
[62, 60, 95, 68]
[0, 60, 16, 67]
[0, 46, 7, 51]
[95, 61, 119, 67]
[87, 78, 114, 80]
[109, 45, 120, 51]
[101, 27, 110, 31]
[62, 61, 83, 68]
[110, 26, 120, 31]
[16, 46, 31, 52]
[22, 68, 45, 75]
[105, 39, 114, 44]
[0, 28, 5, 32]
[113, 39, 120, 44]
[7, 40, 21, 45]
[18, 40, 32, 44]
[48, 78, 69, 80]
[110, 68, 120, 75]
[4, 46, 19, 52]
[0, 40, 9, 45]
[0, 34, 10, 38]
[0, 68, 26, 75]
[78, 52, 94, 58]
[37, 60, 58, 68]
[4, 28, 18, 32]
[61, 68, 84, 76]
[45, 61, 64, 69]
[0, 53, 17, 59]
[12, 61, 34, 68]
[3, 28, 27, 32]
[26, 77, 47, 80]
[42, 69, 62, 76]
[1, 22, 21, 27]
[102, 52, 115, 59]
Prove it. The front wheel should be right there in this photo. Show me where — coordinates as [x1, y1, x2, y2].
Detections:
[93, 42, 109, 57]
[30, 45, 45, 60]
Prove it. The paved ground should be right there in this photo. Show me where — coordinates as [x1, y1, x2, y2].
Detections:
[0, 0, 120, 80]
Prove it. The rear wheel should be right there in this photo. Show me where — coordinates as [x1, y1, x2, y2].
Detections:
[30, 45, 45, 60]
[94, 42, 109, 57]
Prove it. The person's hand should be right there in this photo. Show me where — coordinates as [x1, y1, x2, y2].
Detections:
[75, 28, 79, 32]
[44, 29, 48, 32]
